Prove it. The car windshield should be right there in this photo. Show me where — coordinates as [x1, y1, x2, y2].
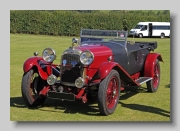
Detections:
[134, 25, 143, 29]
[80, 29, 127, 45]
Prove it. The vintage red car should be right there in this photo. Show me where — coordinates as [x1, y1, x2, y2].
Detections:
[21, 29, 163, 116]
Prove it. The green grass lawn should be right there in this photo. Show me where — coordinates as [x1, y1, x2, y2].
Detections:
[10, 34, 170, 121]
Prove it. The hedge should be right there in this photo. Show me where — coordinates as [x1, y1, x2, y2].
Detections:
[10, 10, 170, 36]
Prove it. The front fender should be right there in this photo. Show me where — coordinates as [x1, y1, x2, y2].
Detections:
[144, 53, 163, 77]
[98, 62, 117, 80]
[23, 57, 42, 72]
[23, 56, 52, 80]
[98, 62, 140, 86]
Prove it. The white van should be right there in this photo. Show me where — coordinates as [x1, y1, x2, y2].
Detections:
[129, 22, 170, 38]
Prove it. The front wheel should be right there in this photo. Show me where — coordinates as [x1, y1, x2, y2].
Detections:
[139, 33, 143, 38]
[98, 70, 120, 116]
[21, 69, 46, 107]
[146, 60, 160, 92]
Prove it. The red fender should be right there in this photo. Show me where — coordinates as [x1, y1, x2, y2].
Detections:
[98, 62, 140, 86]
[23, 56, 52, 80]
[98, 62, 117, 80]
[144, 53, 163, 77]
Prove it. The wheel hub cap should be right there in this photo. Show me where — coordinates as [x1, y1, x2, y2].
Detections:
[113, 90, 116, 98]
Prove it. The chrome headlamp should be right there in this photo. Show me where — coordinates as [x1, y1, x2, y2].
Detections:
[47, 74, 57, 85]
[75, 77, 85, 88]
[80, 51, 94, 65]
[42, 48, 56, 63]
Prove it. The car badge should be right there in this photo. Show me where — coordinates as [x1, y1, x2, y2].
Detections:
[71, 61, 77, 67]
[70, 50, 75, 53]
[62, 60, 67, 66]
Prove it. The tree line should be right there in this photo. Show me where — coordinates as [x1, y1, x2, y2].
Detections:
[10, 10, 170, 36]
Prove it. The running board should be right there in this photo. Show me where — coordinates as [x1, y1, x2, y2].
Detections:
[135, 77, 153, 85]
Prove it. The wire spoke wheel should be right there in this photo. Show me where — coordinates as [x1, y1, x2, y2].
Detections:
[106, 77, 118, 109]
[146, 59, 160, 92]
[21, 69, 46, 107]
[153, 63, 160, 88]
[29, 73, 39, 100]
[98, 70, 120, 115]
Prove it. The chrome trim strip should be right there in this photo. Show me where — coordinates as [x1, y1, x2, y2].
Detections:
[61, 81, 76, 87]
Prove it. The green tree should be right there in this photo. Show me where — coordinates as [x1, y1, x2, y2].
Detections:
[122, 18, 128, 31]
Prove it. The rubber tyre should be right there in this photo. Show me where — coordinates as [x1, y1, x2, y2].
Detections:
[98, 70, 120, 116]
[21, 69, 46, 107]
[139, 33, 143, 38]
[146, 60, 160, 92]
[160, 33, 165, 39]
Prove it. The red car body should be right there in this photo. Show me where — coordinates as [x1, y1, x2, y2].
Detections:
[21, 29, 163, 115]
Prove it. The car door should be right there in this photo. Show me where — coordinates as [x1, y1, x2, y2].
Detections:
[140, 25, 148, 37]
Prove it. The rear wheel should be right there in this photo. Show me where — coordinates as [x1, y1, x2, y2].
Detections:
[160, 33, 165, 38]
[21, 69, 46, 107]
[98, 70, 120, 115]
[146, 60, 160, 92]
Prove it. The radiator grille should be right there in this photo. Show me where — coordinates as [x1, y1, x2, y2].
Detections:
[61, 54, 81, 84]
[61, 67, 80, 83]
[62, 54, 80, 65]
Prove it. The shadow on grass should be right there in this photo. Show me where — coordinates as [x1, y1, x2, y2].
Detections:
[10, 96, 101, 116]
[10, 87, 169, 117]
[119, 102, 170, 117]
[120, 86, 147, 100]
[41, 99, 101, 116]
[10, 87, 147, 116]
[10, 97, 27, 108]
[165, 84, 170, 88]
[119, 88, 170, 117]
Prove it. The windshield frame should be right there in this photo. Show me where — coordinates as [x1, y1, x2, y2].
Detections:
[80, 29, 128, 46]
